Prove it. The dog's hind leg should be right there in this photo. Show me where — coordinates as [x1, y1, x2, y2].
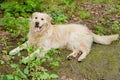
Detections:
[66, 49, 79, 60]
[78, 43, 91, 62]
[9, 41, 29, 55]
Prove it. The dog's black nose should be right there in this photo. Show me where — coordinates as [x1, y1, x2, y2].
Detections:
[35, 22, 39, 27]
[35, 22, 39, 25]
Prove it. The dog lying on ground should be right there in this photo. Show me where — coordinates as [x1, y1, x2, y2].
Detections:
[9, 12, 119, 62]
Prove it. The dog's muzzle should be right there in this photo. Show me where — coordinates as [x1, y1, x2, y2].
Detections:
[35, 22, 44, 29]
[34, 22, 45, 32]
[35, 22, 39, 28]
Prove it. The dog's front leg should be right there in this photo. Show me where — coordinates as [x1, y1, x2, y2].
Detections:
[9, 41, 29, 55]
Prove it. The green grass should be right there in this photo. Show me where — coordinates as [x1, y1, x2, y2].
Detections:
[0, 0, 120, 80]
[79, 9, 91, 19]
[0, 48, 60, 80]
[95, 25, 104, 35]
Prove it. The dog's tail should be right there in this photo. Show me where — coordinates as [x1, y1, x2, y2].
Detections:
[91, 32, 119, 45]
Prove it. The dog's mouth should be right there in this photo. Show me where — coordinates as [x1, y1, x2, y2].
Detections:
[34, 24, 44, 32]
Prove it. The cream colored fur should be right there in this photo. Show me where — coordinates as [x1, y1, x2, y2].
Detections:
[9, 12, 119, 62]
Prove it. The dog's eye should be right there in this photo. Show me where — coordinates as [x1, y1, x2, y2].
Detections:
[41, 18, 44, 20]
[35, 17, 37, 19]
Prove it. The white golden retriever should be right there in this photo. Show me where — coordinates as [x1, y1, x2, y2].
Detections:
[9, 12, 119, 62]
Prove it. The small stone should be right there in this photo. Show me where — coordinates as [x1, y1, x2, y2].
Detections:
[60, 75, 67, 80]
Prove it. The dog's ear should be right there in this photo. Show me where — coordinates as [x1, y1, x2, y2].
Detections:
[43, 13, 52, 22]
[47, 15, 52, 22]
[29, 12, 35, 20]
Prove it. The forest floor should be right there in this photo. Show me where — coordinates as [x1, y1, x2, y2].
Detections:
[0, 1, 120, 80]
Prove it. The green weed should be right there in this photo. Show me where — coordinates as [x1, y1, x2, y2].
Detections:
[0, 38, 12, 55]
[95, 25, 104, 35]
[0, 37, 7, 46]
[0, 60, 5, 65]
[0, 17, 29, 38]
[79, 9, 90, 19]
[93, 0, 110, 4]
[0, 0, 120, 80]
[0, 47, 60, 80]
[103, 20, 119, 34]
[52, 13, 67, 24]
[0, 0, 69, 38]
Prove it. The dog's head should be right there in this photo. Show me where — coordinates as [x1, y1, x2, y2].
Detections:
[30, 12, 51, 32]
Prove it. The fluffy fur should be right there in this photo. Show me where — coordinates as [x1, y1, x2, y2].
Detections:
[9, 12, 119, 62]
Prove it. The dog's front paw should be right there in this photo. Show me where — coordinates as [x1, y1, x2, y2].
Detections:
[9, 49, 18, 55]
[78, 57, 84, 62]
[9, 47, 21, 55]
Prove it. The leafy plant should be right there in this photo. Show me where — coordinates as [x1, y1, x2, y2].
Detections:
[79, 9, 90, 19]
[52, 13, 67, 24]
[0, 0, 69, 38]
[0, 0, 120, 80]
[95, 25, 104, 35]
[1, 64, 28, 80]
[0, 17, 29, 38]
[102, 20, 119, 34]
[0, 48, 59, 80]
[93, 0, 110, 4]
[50, 61, 60, 69]
[0, 60, 5, 64]
[0, 37, 7, 46]
[110, 23, 119, 31]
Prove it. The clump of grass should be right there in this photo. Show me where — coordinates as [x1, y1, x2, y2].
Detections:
[102, 20, 120, 34]
[0, 0, 69, 38]
[79, 9, 90, 19]
[51, 13, 67, 24]
[0, 17, 29, 38]
[95, 25, 104, 35]
[93, 0, 110, 4]
[0, 48, 60, 80]
[0, 0, 120, 80]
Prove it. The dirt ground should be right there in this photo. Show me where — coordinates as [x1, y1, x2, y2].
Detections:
[0, 2, 120, 80]
[52, 41, 120, 80]
[0, 32, 120, 80]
